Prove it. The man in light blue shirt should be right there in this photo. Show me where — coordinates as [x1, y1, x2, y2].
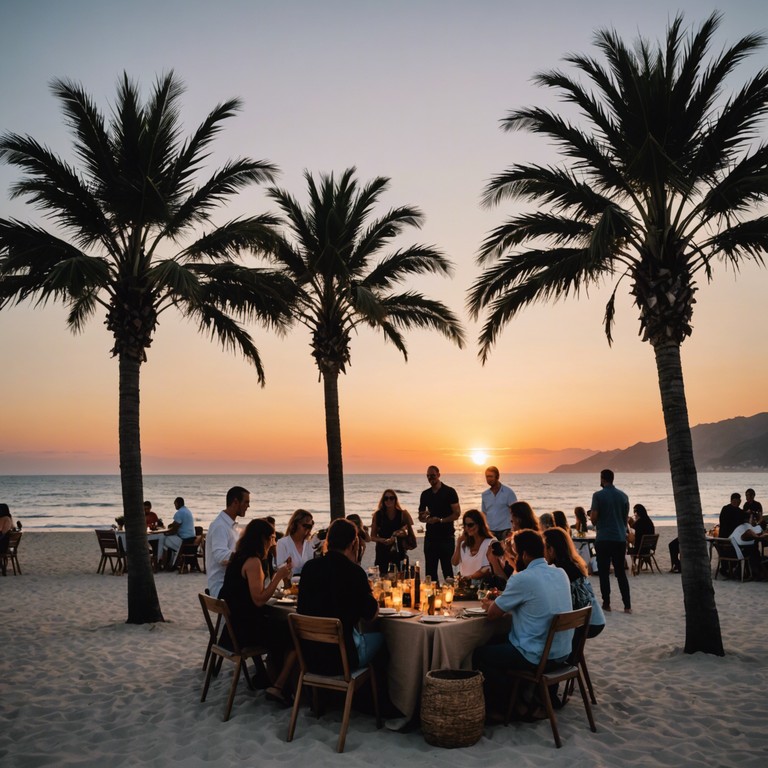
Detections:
[481, 466, 518, 539]
[474, 530, 573, 711]
[163, 496, 196, 568]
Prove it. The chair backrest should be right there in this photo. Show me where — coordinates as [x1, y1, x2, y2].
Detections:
[288, 614, 352, 681]
[95, 529, 118, 551]
[199, 593, 243, 654]
[532, 606, 592, 679]
[636, 533, 659, 555]
[712, 537, 739, 558]
[7, 530, 22, 552]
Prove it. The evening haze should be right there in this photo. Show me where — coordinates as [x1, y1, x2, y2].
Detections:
[1, 0, 766, 475]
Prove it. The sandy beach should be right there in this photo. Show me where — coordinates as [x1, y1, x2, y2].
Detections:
[1, 528, 767, 767]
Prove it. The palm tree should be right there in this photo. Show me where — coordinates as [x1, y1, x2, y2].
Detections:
[0, 72, 291, 623]
[469, 13, 768, 655]
[265, 168, 465, 518]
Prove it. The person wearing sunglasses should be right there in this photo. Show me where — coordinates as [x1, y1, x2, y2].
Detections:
[276, 509, 316, 577]
[418, 465, 461, 582]
[451, 509, 493, 580]
[371, 489, 416, 576]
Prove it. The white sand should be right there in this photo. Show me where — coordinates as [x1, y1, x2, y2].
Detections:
[1, 530, 767, 767]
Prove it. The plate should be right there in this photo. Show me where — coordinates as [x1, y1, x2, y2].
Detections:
[464, 607, 487, 616]
[419, 615, 458, 623]
[378, 607, 398, 615]
[276, 597, 297, 605]
[380, 610, 418, 619]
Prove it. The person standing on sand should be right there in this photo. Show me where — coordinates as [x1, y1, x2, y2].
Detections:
[418, 465, 461, 583]
[481, 466, 518, 540]
[590, 469, 631, 614]
[718, 493, 746, 539]
[206, 486, 249, 597]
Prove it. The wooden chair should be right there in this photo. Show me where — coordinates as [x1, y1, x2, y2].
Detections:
[199, 591, 223, 673]
[630, 533, 661, 575]
[287, 613, 381, 753]
[95, 529, 124, 575]
[177, 535, 205, 574]
[198, 594, 268, 721]
[504, 606, 596, 748]
[1, 530, 23, 576]
[711, 538, 750, 581]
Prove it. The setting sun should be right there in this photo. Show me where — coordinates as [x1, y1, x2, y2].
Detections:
[470, 451, 488, 466]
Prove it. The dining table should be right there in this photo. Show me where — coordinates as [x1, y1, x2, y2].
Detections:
[271, 598, 509, 728]
[114, 529, 169, 564]
[377, 604, 509, 726]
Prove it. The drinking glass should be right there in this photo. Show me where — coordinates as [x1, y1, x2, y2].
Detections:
[443, 587, 454, 615]
[477, 588, 488, 601]
[392, 587, 403, 612]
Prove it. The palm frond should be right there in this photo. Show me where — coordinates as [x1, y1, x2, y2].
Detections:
[176, 215, 281, 262]
[361, 246, 453, 289]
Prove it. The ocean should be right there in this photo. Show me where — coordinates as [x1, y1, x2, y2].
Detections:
[2, 472, 766, 532]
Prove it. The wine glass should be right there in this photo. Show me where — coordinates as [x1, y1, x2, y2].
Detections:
[392, 587, 403, 613]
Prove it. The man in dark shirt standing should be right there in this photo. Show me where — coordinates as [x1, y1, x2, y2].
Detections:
[590, 468, 631, 614]
[297, 518, 382, 674]
[719, 493, 746, 539]
[743, 488, 763, 523]
[418, 465, 461, 583]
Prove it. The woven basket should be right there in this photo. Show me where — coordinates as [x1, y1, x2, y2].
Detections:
[420, 669, 485, 748]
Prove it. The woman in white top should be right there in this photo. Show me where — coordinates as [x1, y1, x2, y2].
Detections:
[451, 509, 493, 579]
[276, 509, 315, 576]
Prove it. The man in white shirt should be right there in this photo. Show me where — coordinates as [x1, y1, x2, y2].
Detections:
[481, 466, 518, 540]
[729, 520, 768, 581]
[205, 486, 249, 596]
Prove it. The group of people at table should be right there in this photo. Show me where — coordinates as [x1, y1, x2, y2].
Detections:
[201, 466, 643, 718]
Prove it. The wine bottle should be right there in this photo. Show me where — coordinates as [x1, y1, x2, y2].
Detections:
[414, 560, 421, 609]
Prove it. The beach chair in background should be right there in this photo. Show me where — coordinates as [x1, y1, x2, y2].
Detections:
[630, 534, 661, 576]
[711, 538, 750, 582]
[287, 613, 381, 753]
[95, 529, 124, 575]
[504, 606, 596, 748]
[1, 530, 23, 576]
[199, 593, 268, 721]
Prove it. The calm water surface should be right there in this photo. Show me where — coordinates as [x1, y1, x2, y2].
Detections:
[1, 472, 766, 532]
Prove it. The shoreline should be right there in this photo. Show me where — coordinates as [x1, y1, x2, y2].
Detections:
[2, 531, 767, 766]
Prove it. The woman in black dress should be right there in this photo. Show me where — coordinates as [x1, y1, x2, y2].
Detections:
[219, 518, 295, 705]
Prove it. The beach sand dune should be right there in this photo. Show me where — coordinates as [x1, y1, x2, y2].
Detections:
[1, 531, 767, 767]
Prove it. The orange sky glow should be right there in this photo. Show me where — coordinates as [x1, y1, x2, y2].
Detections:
[1, 2, 767, 475]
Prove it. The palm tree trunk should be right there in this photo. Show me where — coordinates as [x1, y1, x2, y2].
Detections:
[653, 340, 723, 655]
[119, 352, 164, 623]
[322, 370, 346, 520]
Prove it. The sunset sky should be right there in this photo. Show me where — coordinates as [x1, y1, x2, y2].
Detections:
[1, 0, 767, 475]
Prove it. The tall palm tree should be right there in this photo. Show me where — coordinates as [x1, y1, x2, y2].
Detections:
[265, 168, 465, 518]
[0, 72, 290, 623]
[469, 13, 768, 655]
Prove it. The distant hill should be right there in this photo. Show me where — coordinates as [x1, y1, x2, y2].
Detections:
[551, 413, 768, 472]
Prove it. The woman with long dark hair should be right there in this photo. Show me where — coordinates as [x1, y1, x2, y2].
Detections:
[510, 501, 540, 532]
[451, 509, 493, 579]
[219, 518, 296, 705]
[542, 527, 604, 638]
[370, 489, 416, 575]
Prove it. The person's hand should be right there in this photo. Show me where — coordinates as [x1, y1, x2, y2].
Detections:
[481, 596, 495, 612]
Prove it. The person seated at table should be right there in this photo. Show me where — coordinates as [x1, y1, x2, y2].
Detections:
[451, 509, 493, 580]
[543, 528, 604, 639]
[143, 500, 160, 530]
[162, 496, 196, 569]
[552, 510, 571, 537]
[510, 501, 540, 533]
[297, 518, 383, 675]
[539, 512, 555, 530]
[572, 506, 590, 536]
[276, 509, 316, 578]
[729, 519, 768, 581]
[370, 489, 416, 576]
[0, 503, 14, 555]
[473, 529, 573, 718]
[346, 514, 371, 565]
[627, 504, 655, 554]
[219, 518, 296, 704]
